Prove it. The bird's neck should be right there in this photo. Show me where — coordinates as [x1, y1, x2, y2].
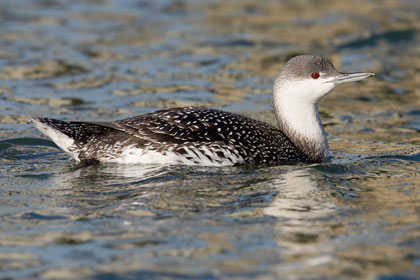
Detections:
[273, 83, 330, 162]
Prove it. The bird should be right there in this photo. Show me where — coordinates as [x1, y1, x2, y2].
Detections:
[32, 55, 374, 166]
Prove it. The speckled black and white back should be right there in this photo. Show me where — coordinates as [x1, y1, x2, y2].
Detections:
[33, 107, 308, 166]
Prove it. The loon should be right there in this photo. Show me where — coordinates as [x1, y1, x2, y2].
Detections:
[32, 55, 373, 166]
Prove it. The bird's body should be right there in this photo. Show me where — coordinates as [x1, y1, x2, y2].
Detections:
[33, 107, 308, 166]
[33, 55, 373, 166]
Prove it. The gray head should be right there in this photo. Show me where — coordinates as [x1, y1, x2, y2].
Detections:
[279, 55, 340, 80]
[275, 55, 374, 104]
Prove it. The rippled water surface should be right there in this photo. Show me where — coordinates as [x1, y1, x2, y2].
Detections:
[1, 0, 420, 279]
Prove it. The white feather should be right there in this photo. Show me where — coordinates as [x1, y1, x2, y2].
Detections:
[32, 119, 80, 161]
[112, 145, 242, 166]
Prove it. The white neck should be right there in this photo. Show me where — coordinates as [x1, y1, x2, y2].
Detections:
[273, 79, 331, 161]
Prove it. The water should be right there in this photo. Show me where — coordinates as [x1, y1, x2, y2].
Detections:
[1, 0, 420, 279]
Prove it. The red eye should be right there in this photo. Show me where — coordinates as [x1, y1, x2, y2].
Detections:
[311, 72, 320, 79]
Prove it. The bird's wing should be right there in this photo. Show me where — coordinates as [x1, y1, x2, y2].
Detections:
[109, 107, 234, 144]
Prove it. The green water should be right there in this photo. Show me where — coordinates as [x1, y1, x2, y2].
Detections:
[1, 0, 420, 279]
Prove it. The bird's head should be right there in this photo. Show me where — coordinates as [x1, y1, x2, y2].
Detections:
[274, 55, 374, 104]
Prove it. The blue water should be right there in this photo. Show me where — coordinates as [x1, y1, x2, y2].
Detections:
[1, 0, 420, 279]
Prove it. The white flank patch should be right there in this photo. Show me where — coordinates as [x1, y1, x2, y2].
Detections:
[112, 145, 242, 166]
[32, 119, 80, 161]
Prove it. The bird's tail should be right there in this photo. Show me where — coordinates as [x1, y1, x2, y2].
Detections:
[31, 117, 114, 161]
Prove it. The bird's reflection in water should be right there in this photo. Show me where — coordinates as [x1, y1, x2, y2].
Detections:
[55, 164, 336, 220]
[50, 162, 341, 275]
[264, 168, 336, 220]
[264, 168, 338, 269]
[59, 163, 170, 188]
[52, 164, 172, 214]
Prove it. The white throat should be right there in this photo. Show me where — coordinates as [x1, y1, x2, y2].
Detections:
[273, 79, 333, 161]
